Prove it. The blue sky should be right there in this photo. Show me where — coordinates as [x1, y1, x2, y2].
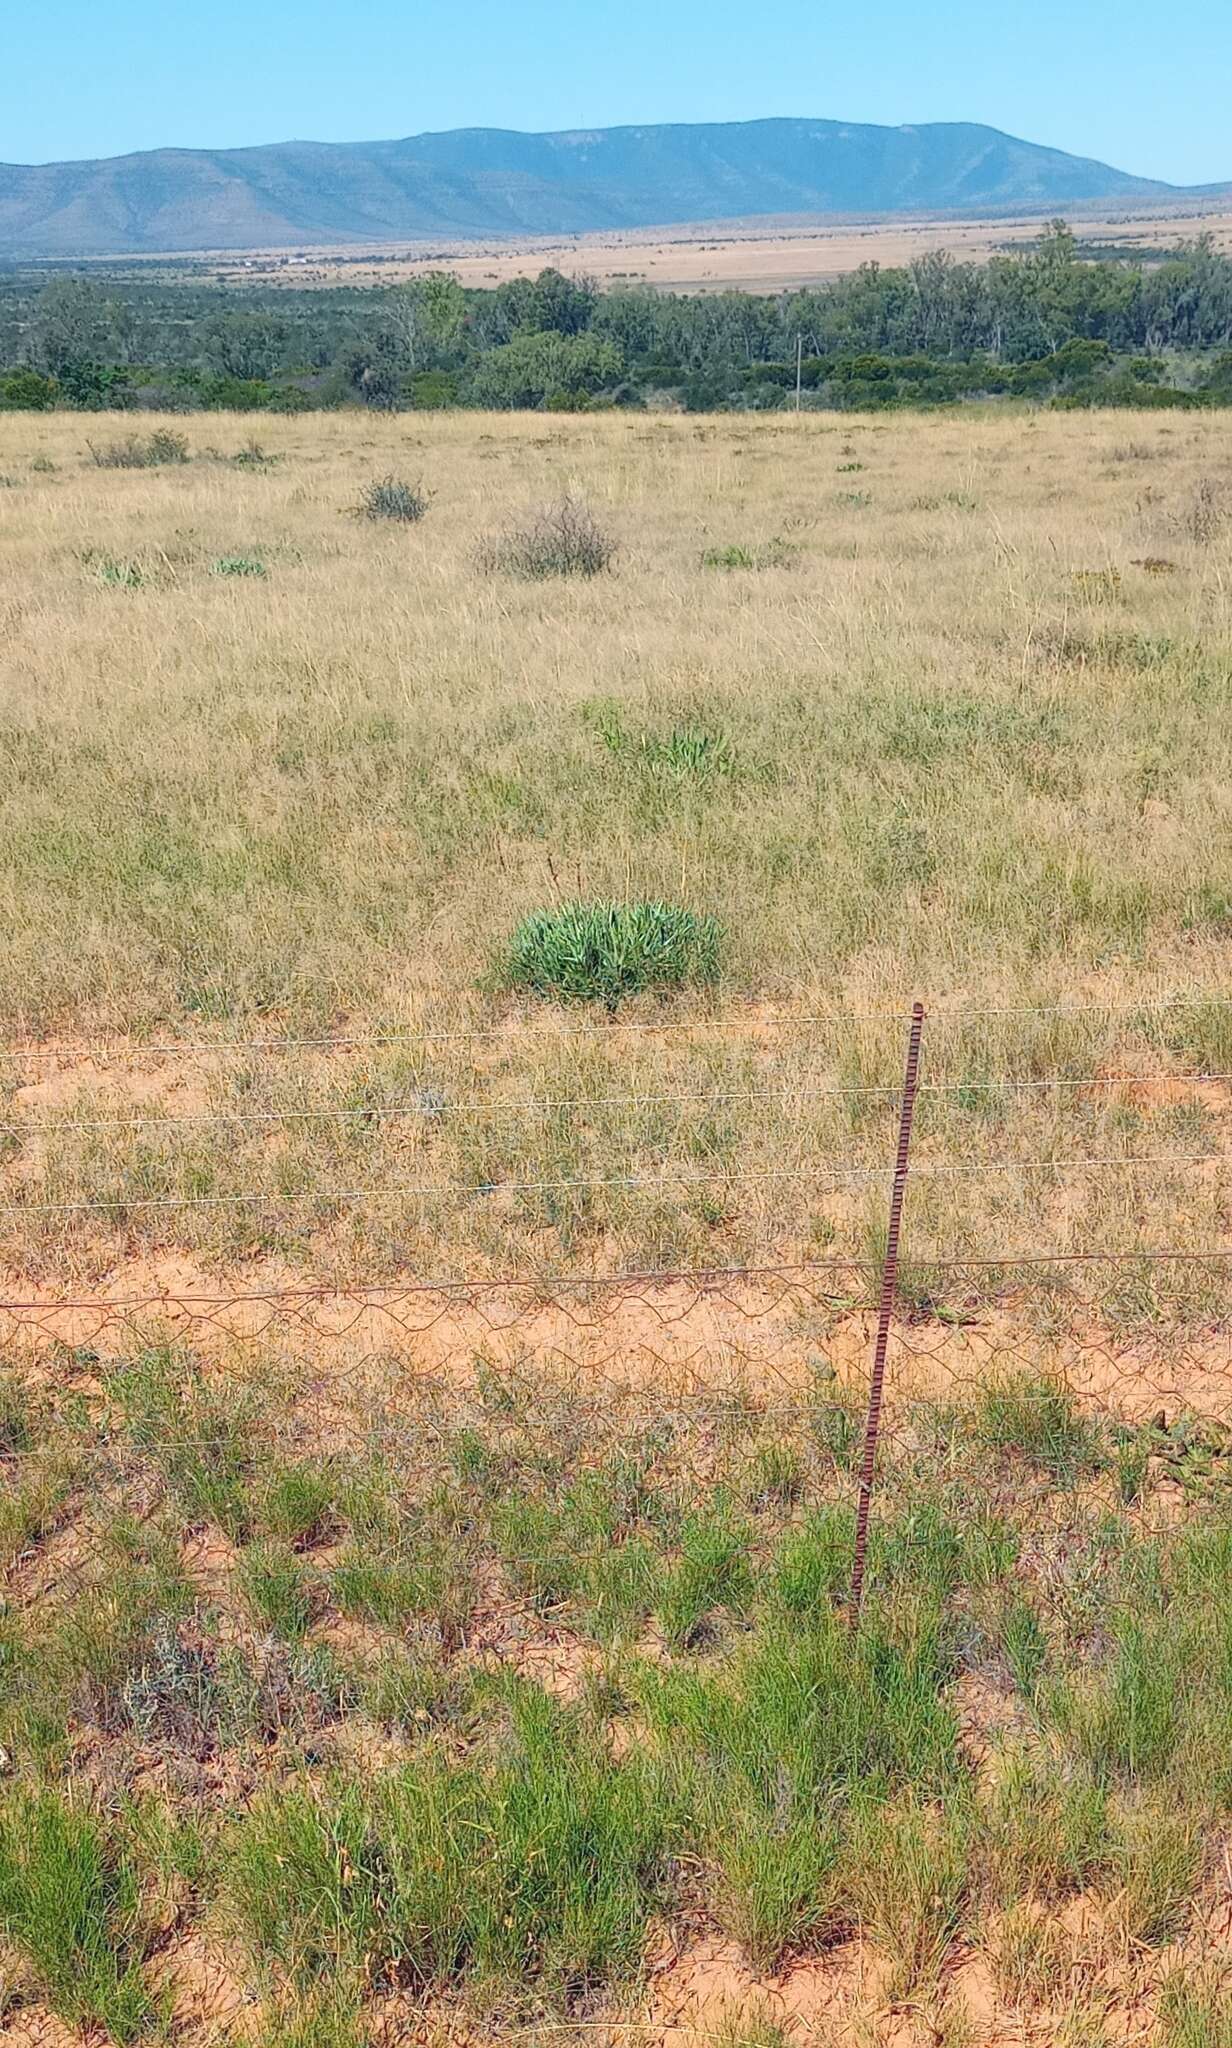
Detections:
[5, 0, 1230, 185]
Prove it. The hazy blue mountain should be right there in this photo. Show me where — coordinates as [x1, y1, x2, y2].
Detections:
[0, 117, 1200, 257]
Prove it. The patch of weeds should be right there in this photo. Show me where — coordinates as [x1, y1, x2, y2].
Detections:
[770, 1507, 852, 1615]
[592, 705, 737, 782]
[0, 1788, 154, 2040]
[480, 492, 616, 578]
[1158, 1967, 1232, 2047]
[211, 553, 266, 577]
[238, 1540, 315, 1639]
[120, 1617, 228, 1761]
[362, 1646, 478, 1735]
[742, 1438, 805, 1509]
[93, 553, 147, 589]
[30, 453, 56, 474]
[1111, 1803, 1201, 1946]
[971, 1374, 1104, 1485]
[354, 474, 427, 522]
[700, 536, 795, 570]
[498, 899, 721, 1009]
[110, 1349, 262, 1538]
[233, 440, 277, 469]
[848, 1795, 970, 1995]
[491, 1495, 585, 1612]
[226, 1686, 668, 2001]
[658, 1510, 754, 1649]
[259, 1463, 335, 1546]
[90, 429, 189, 469]
[584, 1535, 664, 1643]
[1174, 477, 1224, 545]
[1072, 567, 1122, 597]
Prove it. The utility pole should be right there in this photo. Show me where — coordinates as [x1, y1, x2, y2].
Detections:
[795, 332, 803, 413]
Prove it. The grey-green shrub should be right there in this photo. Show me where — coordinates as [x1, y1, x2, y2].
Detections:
[481, 492, 616, 578]
[355, 474, 427, 522]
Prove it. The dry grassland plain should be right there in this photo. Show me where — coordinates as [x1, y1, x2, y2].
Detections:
[4, 404, 1232, 2048]
[130, 203, 1232, 293]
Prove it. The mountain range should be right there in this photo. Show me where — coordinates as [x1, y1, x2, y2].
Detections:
[0, 117, 1222, 259]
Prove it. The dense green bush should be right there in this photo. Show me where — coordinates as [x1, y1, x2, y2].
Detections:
[0, 368, 57, 410]
[498, 900, 722, 1007]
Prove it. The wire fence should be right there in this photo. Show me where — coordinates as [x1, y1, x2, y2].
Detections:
[5, 993, 1232, 1617]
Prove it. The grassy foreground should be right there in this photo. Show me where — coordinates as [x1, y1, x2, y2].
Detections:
[3, 1358, 1232, 2047]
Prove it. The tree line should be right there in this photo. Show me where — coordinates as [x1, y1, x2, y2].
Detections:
[4, 223, 1232, 414]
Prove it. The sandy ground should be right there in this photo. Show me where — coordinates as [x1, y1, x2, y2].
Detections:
[101, 201, 1232, 293]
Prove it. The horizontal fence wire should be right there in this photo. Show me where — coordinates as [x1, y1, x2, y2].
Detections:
[1, 985, 1231, 1063]
[5, 1069, 1232, 1137]
[6, 1000, 1232, 1620]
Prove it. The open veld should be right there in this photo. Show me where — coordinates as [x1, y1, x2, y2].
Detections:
[116, 201, 1232, 293]
[4, 403, 1232, 2045]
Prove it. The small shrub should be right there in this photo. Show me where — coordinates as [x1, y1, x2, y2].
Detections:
[481, 492, 616, 578]
[30, 453, 56, 474]
[355, 474, 427, 522]
[498, 899, 721, 1008]
[1176, 478, 1224, 545]
[90, 429, 189, 469]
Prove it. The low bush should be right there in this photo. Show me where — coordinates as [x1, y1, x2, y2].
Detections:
[89, 428, 190, 469]
[498, 899, 721, 1008]
[355, 474, 427, 522]
[481, 492, 616, 578]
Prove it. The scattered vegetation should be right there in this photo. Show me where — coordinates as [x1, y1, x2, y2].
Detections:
[0, 1361, 1230, 2039]
[89, 427, 189, 468]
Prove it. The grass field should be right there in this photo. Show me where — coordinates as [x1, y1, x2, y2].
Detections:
[3, 403, 1232, 2044]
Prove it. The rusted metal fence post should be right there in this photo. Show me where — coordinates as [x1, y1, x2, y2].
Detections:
[849, 1000, 925, 1624]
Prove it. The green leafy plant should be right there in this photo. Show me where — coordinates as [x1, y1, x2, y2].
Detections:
[498, 899, 721, 1008]
[211, 553, 266, 577]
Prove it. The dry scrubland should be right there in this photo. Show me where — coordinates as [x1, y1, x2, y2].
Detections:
[4, 408, 1232, 2047]
[192, 204, 1232, 292]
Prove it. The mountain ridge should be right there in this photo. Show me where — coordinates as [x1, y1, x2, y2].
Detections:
[0, 116, 1213, 258]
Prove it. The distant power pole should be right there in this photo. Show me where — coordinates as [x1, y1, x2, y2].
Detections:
[795, 332, 803, 413]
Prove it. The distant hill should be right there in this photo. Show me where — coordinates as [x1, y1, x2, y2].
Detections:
[0, 117, 1205, 259]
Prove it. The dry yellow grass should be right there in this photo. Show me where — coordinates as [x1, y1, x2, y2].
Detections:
[1, 404, 1232, 1299]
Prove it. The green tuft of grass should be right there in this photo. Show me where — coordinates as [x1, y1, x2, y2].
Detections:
[972, 1374, 1104, 1484]
[238, 1540, 315, 1639]
[0, 1788, 154, 2040]
[211, 553, 266, 577]
[498, 899, 721, 1009]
